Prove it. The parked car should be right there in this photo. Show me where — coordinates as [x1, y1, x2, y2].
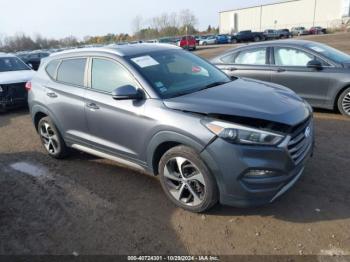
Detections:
[145, 39, 159, 43]
[263, 29, 280, 40]
[232, 30, 265, 43]
[291, 27, 309, 36]
[216, 34, 231, 44]
[0, 53, 35, 111]
[211, 40, 350, 117]
[309, 26, 327, 35]
[28, 44, 314, 212]
[178, 36, 196, 50]
[199, 35, 217, 45]
[158, 37, 178, 45]
[19, 51, 50, 70]
[277, 29, 292, 38]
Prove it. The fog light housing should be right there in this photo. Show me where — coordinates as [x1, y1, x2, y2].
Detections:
[244, 170, 280, 178]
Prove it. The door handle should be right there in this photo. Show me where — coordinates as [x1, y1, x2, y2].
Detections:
[86, 102, 100, 110]
[276, 68, 286, 73]
[221, 66, 237, 71]
[46, 92, 58, 98]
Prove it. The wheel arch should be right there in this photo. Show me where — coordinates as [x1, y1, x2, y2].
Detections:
[146, 131, 206, 175]
[334, 84, 350, 111]
[31, 104, 63, 133]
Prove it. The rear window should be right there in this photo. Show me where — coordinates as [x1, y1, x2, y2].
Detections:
[57, 58, 86, 86]
[45, 60, 60, 79]
[0, 57, 30, 72]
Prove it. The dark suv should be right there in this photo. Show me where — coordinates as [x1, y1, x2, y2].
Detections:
[28, 44, 314, 212]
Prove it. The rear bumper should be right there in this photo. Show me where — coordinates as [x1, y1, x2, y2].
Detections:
[0, 97, 27, 110]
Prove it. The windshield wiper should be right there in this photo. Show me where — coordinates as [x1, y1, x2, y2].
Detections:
[200, 81, 230, 91]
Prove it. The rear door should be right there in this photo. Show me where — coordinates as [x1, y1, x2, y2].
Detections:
[45, 57, 89, 142]
[215, 47, 273, 82]
[270, 46, 332, 106]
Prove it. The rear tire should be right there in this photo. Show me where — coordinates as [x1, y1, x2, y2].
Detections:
[254, 36, 260, 42]
[159, 145, 218, 213]
[38, 117, 69, 159]
[337, 87, 350, 117]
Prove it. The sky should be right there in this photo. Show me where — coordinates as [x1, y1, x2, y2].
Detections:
[0, 0, 278, 39]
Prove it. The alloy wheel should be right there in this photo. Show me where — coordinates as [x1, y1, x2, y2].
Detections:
[40, 122, 60, 154]
[163, 157, 206, 206]
[342, 91, 350, 115]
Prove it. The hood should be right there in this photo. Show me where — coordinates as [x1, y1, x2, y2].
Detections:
[0, 70, 35, 85]
[163, 78, 310, 126]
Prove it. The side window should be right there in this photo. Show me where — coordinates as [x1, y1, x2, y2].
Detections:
[274, 47, 314, 67]
[46, 60, 60, 79]
[91, 58, 137, 93]
[234, 48, 267, 65]
[57, 58, 86, 86]
[220, 53, 237, 64]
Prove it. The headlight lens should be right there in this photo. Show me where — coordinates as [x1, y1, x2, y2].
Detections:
[203, 120, 285, 146]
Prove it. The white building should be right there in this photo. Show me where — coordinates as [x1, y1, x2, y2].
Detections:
[219, 0, 350, 34]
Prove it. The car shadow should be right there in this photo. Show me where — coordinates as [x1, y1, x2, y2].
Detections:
[0, 107, 29, 128]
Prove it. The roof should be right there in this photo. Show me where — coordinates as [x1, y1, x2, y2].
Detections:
[50, 43, 181, 58]
[218, 39, 322, 55]
[0, 53, 15, 58]
[220, 0, 301, 13]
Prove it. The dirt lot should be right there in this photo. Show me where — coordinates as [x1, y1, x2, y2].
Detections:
[1, 33, 350, 256]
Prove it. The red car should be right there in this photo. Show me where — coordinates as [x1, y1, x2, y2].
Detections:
[309, 26, 327, 35]
[178, 36, 196, 50]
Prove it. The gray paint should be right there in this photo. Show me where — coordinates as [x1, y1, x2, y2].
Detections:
[212, 40, 350, 110]
[28, 44, 314, 207]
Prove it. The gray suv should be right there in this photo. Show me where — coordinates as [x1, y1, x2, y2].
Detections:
[28, 44, 314, 212]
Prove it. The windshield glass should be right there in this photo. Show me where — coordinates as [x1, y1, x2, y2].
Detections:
[306, 43, 350, 63]
[0, 57, 30, 72]
[126, 50, 231, 98]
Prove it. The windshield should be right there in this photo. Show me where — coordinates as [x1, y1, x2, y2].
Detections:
[0, 57, 30, 72]
[306, 43, 350, 63]
[126, 50, 231, 98]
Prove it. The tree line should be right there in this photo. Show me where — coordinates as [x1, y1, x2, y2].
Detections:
[0, 9, 218, 53]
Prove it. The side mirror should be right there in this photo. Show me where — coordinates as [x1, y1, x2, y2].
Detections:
[307, 60, 323, 70]
[112, 85, 143, 100]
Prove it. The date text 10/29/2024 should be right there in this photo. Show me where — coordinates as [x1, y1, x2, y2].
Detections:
[127, 256, 220, 261]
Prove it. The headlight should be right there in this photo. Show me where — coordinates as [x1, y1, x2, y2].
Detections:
[202, 119, 285, 146]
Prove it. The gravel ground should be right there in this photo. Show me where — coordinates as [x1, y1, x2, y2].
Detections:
[0, 33, 350, 256]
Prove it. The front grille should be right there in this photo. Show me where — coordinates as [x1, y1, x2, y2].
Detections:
[287, 118, 312, 165]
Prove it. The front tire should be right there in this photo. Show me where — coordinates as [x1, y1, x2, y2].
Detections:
[338, 87, 350, 117]
[159, 145, 218, 212]
[38, 117, 69, 159]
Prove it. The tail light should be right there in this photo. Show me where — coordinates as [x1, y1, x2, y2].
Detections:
[25, 81, 32, 91]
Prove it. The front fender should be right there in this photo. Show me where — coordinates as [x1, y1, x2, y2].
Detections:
[146, 131, 207, 174]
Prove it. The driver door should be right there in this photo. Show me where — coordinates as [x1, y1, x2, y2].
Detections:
[84, 57, 149, 163]
[270, 46, 332, 106]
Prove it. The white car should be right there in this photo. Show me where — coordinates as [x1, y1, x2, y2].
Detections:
[199, 36, 217, 46]
[0, 53, 35, 111]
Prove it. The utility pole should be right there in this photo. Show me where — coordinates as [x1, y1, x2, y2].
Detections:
[260, 5, 263, 31]
[313, 0, 317, 27]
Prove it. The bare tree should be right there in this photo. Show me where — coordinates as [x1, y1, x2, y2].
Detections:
[132, 15, 143, 40]
[178, 9, 198, 33]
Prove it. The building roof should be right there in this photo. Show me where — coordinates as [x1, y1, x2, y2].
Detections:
[220, 0, 301, 13]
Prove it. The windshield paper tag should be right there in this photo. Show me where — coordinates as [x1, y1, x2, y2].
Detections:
[131, 56, 159, 68]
